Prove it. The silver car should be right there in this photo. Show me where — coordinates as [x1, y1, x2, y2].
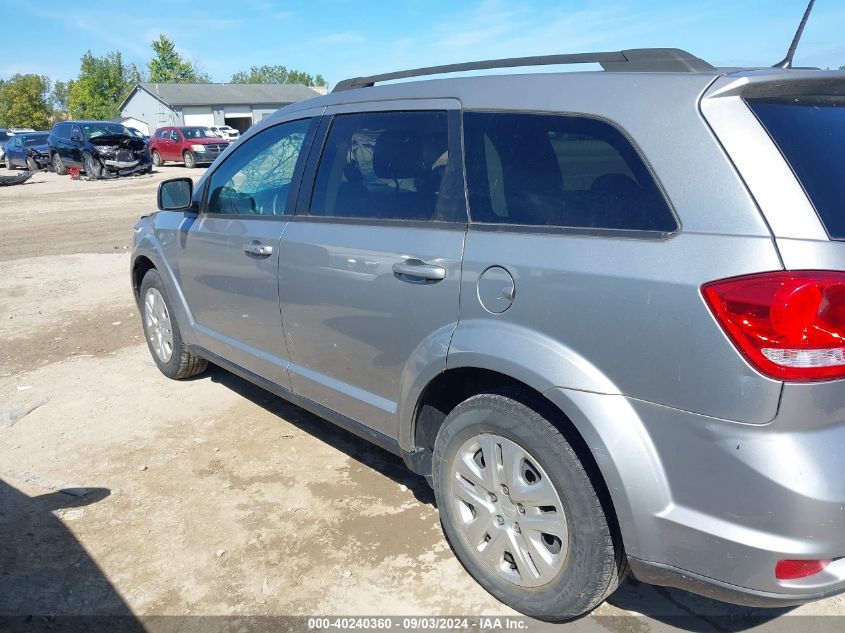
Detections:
[131, 48, 845, 620]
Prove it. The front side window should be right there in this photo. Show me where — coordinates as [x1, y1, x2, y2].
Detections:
[170, 130, 181, 141]
[205, 117, 312, 216]
[310, 110, 452, 221]
[463, 112, 676, 232]
[71, 126, 83, 140]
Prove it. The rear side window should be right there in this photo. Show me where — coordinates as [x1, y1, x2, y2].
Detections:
[748, 96, 845, 239]
[464, 112, 676, 232]
[310, 111, 453, 222]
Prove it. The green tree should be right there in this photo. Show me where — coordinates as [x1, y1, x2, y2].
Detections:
[148, 34, 205, 82]
[840, 65, 845, 71]
[51, 80, 70, 119]
[0, 74, 52, 129]
[230, 65, 325, 87]
[68, 51, 131, 119]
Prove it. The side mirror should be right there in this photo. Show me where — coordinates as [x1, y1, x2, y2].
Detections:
[71, 135, 82, 143]
[158, 178, 194, 211]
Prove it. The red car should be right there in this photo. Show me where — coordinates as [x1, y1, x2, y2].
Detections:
[149, 126, 229, 169]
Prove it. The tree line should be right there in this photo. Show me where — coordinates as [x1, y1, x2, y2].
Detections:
[0, 34, 325, 130]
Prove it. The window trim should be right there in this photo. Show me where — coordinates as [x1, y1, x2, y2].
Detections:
[199, 116, 319, 219]
[295, 108, 468, 226]
[461, 108, 680, 239]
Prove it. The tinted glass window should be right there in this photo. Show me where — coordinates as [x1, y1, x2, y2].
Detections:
[310, 111, 451, 221]
[748, 96, 845, 239]
[206, 118, 312, 216]
[157, 129, 169, 138]
[170, 130, 181, 141]
[464, 112, 676, 231]
[71, 125, 82, 139]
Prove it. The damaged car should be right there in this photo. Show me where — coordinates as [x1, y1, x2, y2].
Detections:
[4, 132, 51, 170]
[48, 121, 152, 177]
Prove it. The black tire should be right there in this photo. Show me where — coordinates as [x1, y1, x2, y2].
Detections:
[26, 157, 38, 171]
[139, 269, 207, 380]
[5, 157, 13, 170]
[151, 150, 162, 167]
[52, 152, 67, 175]
[82, 152, 102, 178]
[433, 392, 623, 621]
[183, 151, 196, 169]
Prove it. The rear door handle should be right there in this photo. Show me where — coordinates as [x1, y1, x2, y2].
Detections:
[243, 241, 273, 257]
[392, 259, 447, 282]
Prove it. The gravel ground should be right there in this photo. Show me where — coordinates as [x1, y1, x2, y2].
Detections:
[0, 168, 842, 632]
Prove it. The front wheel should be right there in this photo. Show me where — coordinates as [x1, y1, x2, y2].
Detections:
[52, 152, 67, 175]
[183, 151, 196, 169]
[151, 150, 162, 167]
[140, 269, 207, 380]
[82, 152, 102, 178]
[433, 392, 623, 621]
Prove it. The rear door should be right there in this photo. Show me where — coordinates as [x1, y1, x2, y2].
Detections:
[278, 100, 467, 438]
[175, 112, 321, 386]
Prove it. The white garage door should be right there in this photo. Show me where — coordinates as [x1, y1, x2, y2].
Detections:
[182, 106, 214, 127]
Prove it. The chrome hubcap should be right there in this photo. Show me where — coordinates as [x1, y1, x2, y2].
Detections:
[144, 288, 174, 363]
[449, 433, 568, 588]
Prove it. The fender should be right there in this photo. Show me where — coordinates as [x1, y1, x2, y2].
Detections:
[131, 220, 198, 347]
[404, 318, 671, 558]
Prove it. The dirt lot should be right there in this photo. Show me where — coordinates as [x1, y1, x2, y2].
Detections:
[1, 169, 842, 631]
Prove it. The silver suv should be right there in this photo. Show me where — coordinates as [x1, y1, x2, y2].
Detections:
[131, 48, 845, 620]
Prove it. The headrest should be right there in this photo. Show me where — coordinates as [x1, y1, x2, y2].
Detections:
[373, 129, 425, 180]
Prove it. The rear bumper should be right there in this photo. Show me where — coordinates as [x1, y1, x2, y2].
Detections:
[629, 558, 845, 608]
[544, 386, 845, 607]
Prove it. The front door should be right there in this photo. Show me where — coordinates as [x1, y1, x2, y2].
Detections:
[278, 102, 467, 438]
[176, 115, 319, 386]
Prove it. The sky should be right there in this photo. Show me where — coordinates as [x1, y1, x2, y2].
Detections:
[4, 0, 844, 87]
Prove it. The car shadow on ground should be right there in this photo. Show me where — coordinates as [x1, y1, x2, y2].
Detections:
[0, 480, 146, 632]
[606, 575, 791, 632]
[204, 365, 435, 507]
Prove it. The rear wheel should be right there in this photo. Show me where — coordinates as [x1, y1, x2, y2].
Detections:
[52, 152, 67, 175]
[183, 151, 196, 169]
[433, 392, 623, 621]
[5, 157, 13, 170]
[82, 152, 102, 178]
[140, 269, 207, 380]
[151, 150, 162, 167]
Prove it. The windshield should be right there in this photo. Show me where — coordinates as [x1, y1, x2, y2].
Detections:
[82, 123, 129, 139]
[182, 127, 217, 139]
[23, 134, 49, 147]
[748, 95, 845, 239]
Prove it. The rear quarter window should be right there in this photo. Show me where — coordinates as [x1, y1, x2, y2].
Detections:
[463, 111, 677, 232]
[748, 96, 845, 239]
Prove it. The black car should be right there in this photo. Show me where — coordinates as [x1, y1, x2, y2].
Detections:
[48, 121, 151, 177]
[4, 132, 51, 170]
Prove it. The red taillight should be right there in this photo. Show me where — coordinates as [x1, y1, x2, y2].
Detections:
[775, 558, 832, 580]
[703, 271, 845, 382]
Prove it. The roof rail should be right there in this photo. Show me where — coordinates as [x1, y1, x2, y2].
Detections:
[332, 48, 714, 92]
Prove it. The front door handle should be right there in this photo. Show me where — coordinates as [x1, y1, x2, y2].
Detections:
[392, 259, 447, 282]
[243, 241, 273, 257]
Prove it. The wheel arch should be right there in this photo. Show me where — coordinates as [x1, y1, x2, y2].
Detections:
[405, 360, 672, 561]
